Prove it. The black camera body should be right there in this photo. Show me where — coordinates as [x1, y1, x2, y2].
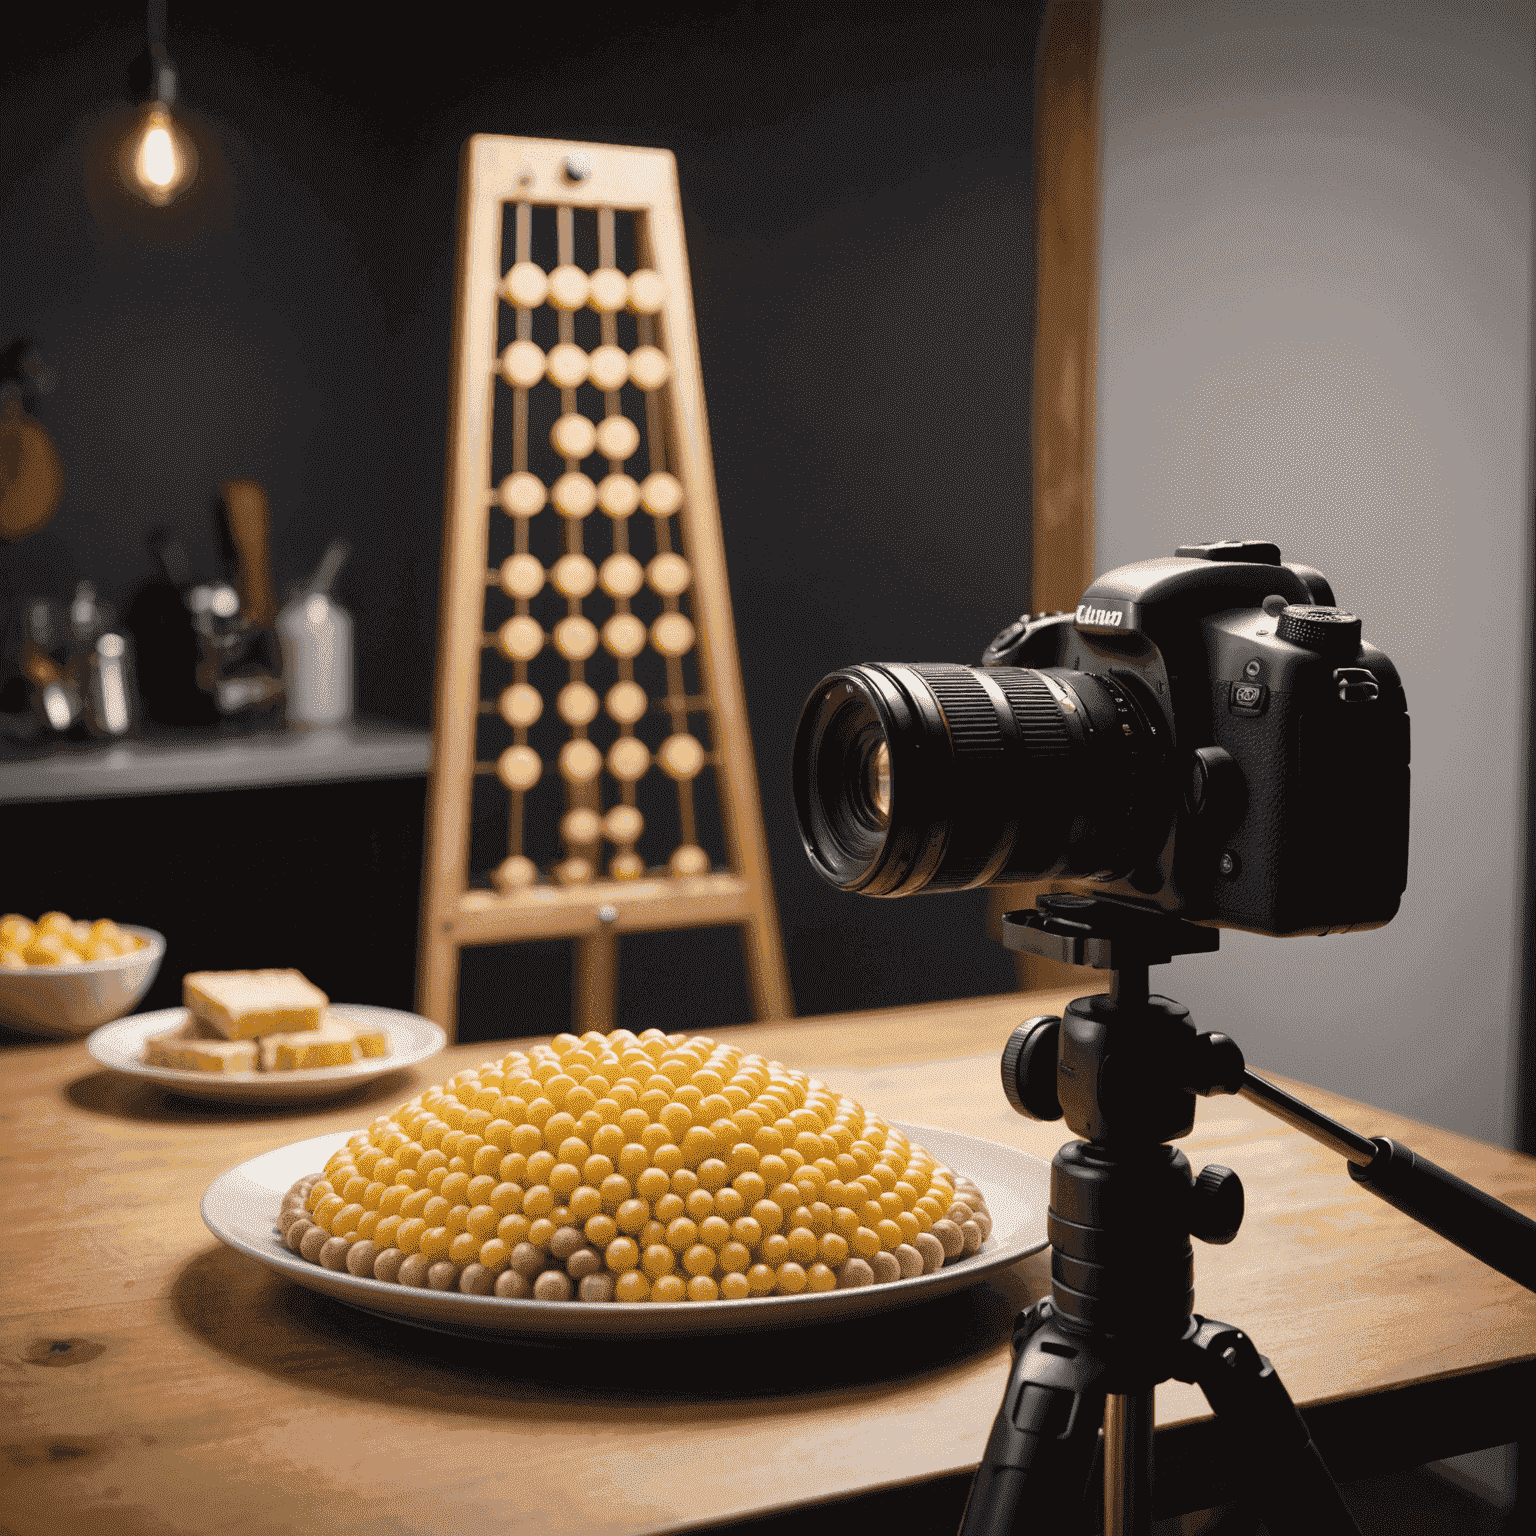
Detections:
[792, 539, 1410, 938]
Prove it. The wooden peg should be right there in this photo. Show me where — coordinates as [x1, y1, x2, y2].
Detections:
[217, 478, 277, 627]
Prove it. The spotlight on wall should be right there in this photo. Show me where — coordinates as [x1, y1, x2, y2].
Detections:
[121, 0, 198, 207]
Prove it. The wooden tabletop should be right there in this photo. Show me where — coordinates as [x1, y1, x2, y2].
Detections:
[6, 988, 1535, 1534]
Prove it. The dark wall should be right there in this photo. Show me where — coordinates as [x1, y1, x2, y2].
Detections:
[2, 1, 1044, 1035]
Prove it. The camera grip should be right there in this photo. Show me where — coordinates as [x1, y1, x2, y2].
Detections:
[1348, 1138, 1536, 1292]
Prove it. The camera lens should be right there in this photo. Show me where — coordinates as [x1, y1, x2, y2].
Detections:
[793, 662, 1166, 896]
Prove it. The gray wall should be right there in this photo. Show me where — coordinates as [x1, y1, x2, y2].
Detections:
[1096, 0, 1535, 1146]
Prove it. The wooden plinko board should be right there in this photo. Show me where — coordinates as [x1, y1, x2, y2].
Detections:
[419, 136, 793, 1039]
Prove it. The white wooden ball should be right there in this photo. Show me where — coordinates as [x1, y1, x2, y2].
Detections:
[669, 844, 711, 877]
[646, 553, 691, 596]
[627, 269, 665, 314]
[499, 553, 545, 600]
[497, 615, 545, 661]
[628, 345, 671, 391]
[550, 413, 597, 460]
[551, 552, 597, 597]
[561, 807, 602, 846]
[595, 414, 641, 461]
[599, 552, 644, 598]
[603, 803, 645, 843]
[588, 344, 630, 391]
[500, 340, 546, 389]
[608, 850, 646, 881]
[547, 265, 591, 311]
[546, 342, 589, 390]
[557, 681, 600, 726]
[502, 263, 549, 309]
[499, 682, 544, 728]
[559, 738, 603, 783]
[554, 614, 599, 660]
[551, 471, 598, 518]
[658, 733, 706, 780]
[639, 471, 684, 516]
[605, 679, 648, 725]
[597, 473, 641, 518]
[602, 612, 648, 659]
[492, 854, 539, 891]
[498, 472, 547, 518]
[588, 267, 629, 313]
[497, 744, 543, 791]
[607, 736, 651, 782]
[651, 612, 696, 657]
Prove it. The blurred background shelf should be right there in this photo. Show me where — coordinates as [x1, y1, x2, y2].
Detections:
[0, 718, 429, 803]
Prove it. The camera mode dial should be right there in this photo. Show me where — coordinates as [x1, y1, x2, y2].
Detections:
[1277, 605, 1361, 656]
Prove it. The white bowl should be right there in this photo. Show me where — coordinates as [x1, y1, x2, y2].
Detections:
[0, 925, 166, 1037]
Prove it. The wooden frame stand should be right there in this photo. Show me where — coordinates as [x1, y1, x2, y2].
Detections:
[418, 135, 793, 1040]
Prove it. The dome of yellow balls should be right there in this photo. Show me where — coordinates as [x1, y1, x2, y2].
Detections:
[279, 1027, 992, 1303]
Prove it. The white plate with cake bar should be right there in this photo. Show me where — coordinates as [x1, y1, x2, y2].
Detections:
[87, 966, 444, 1103]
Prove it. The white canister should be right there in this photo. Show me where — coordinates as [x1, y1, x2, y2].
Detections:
[277, 591, 354, 726]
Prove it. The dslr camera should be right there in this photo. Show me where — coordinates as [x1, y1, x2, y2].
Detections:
[792, 540, 1409, 936]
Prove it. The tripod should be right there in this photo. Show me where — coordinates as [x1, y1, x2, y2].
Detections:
[957, 894, 1536, 1536]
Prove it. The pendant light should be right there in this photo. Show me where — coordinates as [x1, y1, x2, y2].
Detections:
[121, 0, 198, 207]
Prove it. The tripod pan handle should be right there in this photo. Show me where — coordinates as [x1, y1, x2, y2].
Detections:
[1349, 1138, 1536, 1292]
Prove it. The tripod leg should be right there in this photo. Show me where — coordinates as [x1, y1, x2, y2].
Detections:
[1104, 1390, 1155, 1536]
[959, 1304, 1111, 1536]
[1173, 1317, 1362, 1536]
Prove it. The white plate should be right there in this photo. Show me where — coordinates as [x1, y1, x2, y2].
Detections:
[87, 1006, 446, 1104]
[201, 1122, 1051, 1338]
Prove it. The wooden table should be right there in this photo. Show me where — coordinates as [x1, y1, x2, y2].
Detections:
[6, 989, 1535, 1534]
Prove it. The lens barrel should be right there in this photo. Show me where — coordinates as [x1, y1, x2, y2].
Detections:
[792, 662, 1165, 896]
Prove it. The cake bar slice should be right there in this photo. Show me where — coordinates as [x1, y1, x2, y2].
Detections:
[184, 969, 328, 1039]
[144, 1029, 258, 1072]
[260, 1017, 360, 1070]
[326, 1008, 391, 1059]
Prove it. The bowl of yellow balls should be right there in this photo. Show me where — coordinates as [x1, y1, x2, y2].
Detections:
[0, 912, 165, 1037]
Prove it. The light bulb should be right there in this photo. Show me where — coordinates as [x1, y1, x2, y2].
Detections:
[122, 103, 197, 206]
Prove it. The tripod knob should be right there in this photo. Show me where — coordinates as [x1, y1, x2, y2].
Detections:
[1002, 1016, 1063, 1121]
[1190, 1165, 1244, 1244]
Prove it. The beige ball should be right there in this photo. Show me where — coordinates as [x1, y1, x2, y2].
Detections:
[588, 267, 629, 313]
[499, 553, 545, 600]
[496, 745, 542, 792]
[602, 613, 648, 659]
[628, 345, 671, 391]
[639, 471, 684, 516]
[554, 857, 593, 886]
[627, 268, 665, 314]
[553, 615, 599, 661]
[502, 262, 549, 309]
[588, 344, 630, 391]
[595, 414, 641, 461]
[559, 738, 603, 783]
[562, 807, 602, 846]
[651, 612, 696, 657]
[497, 615, 544, 661]
[599, 552, 644, 598]
[498, 472, 547, 518]
[605, 679, 648, 725]
[550, 413, 597, 460]
[597, 473, 641, 518]
[547, 264, 590, 311]
[551, 552, 597, 597]
[608, 850, 646, 881]
[556, 681, 600, 726]
[658, 733, 705, 780]
[498, 682, 543, 728]
[546, 342, 589, 389]
[647, 553, 691, 595]
[551, 471, 598, 518]
[607, 736, 651, 782]
[669, 844, 711, 877]
[603, 803, 645, 843]
[500, 340, 546, 389]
